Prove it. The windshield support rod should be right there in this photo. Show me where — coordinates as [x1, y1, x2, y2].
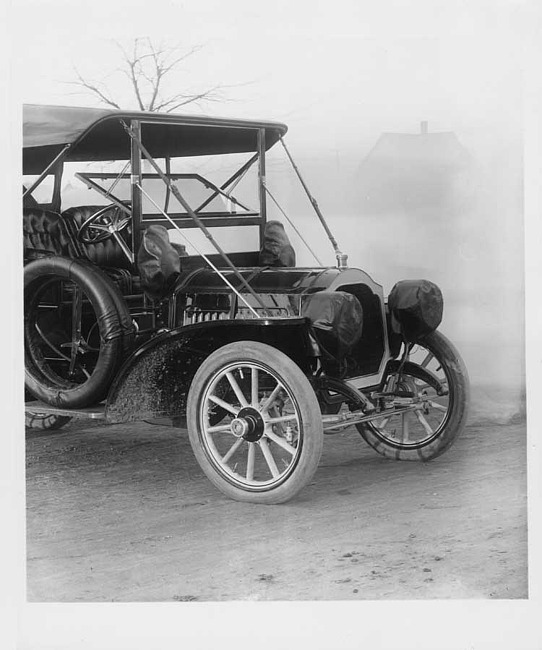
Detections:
[74, 174, 132, 216]
[123, 121, 269, 315]
[195, 176, 252, 213]
[23, 144, 71, 199]
[194, 154, 258, 213]
[137, 184, 261, 319]
[263, 182, 323, 266]
[164, 157, 171, 214]
[279, 136, 348, 268]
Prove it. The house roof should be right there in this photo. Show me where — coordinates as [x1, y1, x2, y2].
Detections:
[361, 131, 470, 169]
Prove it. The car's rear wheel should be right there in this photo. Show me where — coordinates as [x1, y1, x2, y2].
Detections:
[187, 341, 324, 504]
[25, 411, 72, 431]
[357, 331, 469, 460]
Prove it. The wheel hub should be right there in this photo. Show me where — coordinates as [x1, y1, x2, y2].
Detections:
[230, 407, 265, 442]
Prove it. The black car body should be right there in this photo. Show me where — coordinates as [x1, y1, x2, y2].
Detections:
[23, 104, 469, 503]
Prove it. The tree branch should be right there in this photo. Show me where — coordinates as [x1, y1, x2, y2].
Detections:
[146, 38, 163, 111]
[64, 68, 121, 109]
[125, 39, 146, 111]
[63, 39, 242, 113]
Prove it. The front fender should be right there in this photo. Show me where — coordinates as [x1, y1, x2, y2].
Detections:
[105, 318, 314, 423]
[383, 359, 447, 395]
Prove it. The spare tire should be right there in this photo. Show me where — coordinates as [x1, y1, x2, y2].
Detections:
[24, 257, 128, 409]
[75, 259, 136, 357]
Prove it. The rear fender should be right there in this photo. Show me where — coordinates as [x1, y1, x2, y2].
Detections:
[105, 318, 314, 423]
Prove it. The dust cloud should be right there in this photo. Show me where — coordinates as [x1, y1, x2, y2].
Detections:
[268, 122, 524, 422]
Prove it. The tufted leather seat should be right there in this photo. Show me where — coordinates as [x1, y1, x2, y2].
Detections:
[62, 206, 134, 271]
[23, 208, 81, 261]
[23, 206, 141, 296]
[61, 206, 141, 295]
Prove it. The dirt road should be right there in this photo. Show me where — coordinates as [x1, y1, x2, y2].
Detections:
[25, 414, 527, 601]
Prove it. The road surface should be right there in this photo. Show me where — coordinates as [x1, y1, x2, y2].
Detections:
[25, 415, 527, 601]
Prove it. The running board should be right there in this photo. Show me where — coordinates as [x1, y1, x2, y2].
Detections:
[25, 401, 106, 420]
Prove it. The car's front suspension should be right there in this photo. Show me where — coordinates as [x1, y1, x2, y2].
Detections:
[321, 398, 429, 433]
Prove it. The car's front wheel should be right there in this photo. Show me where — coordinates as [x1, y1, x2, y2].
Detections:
[187, 341, 323, 504]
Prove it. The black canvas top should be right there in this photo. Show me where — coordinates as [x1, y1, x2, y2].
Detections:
[23, 104, 288, 174]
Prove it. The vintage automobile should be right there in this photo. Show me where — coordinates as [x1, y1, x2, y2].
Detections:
[23, 104, 469, 504]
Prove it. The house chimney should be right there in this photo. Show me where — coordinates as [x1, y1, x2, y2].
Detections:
[421, 121, 428, 134]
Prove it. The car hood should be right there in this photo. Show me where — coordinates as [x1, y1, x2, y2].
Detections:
[176, 267, 342, 296]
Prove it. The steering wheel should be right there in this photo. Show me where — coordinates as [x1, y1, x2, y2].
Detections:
[77, 204, 134, 264]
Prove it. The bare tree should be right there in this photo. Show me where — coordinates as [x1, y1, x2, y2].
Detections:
[66, 38, 233, 112]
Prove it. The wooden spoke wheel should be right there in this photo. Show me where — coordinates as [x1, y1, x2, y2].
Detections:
[357, 331, 469, 461]
[187, 341, 323, 504]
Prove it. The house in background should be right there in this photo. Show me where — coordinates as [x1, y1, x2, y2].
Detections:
[356, 122, 473, 215]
